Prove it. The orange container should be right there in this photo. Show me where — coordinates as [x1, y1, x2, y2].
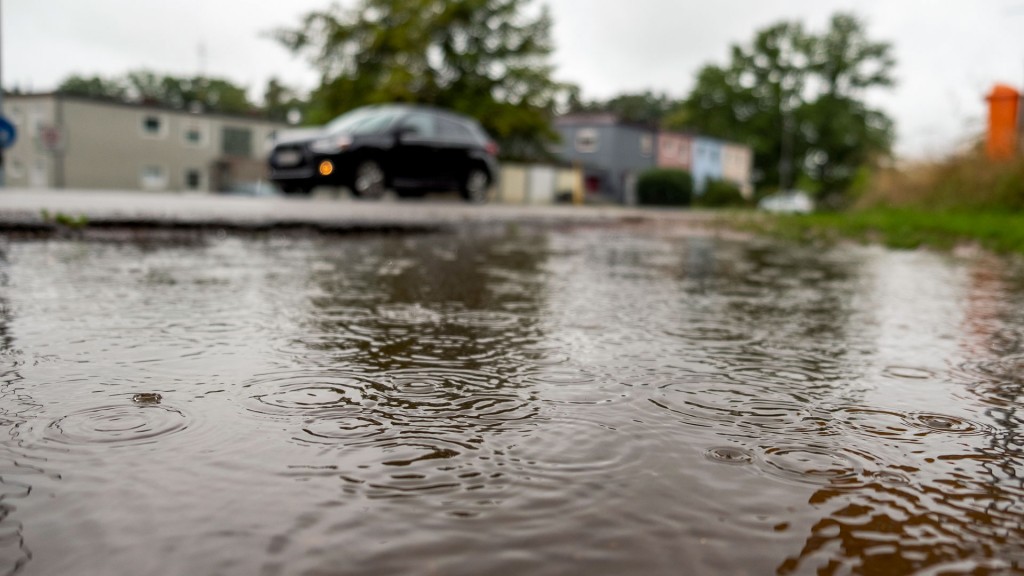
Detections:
[986, 84, 1020, 160]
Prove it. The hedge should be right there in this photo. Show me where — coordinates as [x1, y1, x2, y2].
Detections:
[695, 179, 747, 208]
[637, 169, 693, 206]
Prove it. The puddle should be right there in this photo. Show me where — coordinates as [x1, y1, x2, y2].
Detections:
[0, 230, 1023, 574]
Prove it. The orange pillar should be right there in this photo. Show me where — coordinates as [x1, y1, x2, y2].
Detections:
[986, 84, 1020, 160]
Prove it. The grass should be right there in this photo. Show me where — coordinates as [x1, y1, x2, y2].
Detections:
[856, 154, 1024, 213]
[732, 208, 1024, 255]
[725, 152, 1024, 256]
[40, 209, 89, 229]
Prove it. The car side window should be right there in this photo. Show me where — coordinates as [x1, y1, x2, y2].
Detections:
[399, 113, 437, 138]
[437, 117, 475, 143]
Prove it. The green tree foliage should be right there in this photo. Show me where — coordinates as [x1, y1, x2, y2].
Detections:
[674, 13, 895, 201]
[127, 71, 254, 114]
[274, 0, 575, 160]
[58, 71, 259, 115]
[263, 77, 307, 123]
[57, 74, 129, 100]
[570, 90, 677, 126]
[694, 179, 747, 208]
[803, 14, 895, 203]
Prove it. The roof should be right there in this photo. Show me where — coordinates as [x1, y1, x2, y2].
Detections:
[558, 111, 661, 129]
[555, 112, 622, 126]
[4, 91, 287, 126]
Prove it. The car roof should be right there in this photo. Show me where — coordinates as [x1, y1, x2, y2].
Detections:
[356, 103, 478, 124]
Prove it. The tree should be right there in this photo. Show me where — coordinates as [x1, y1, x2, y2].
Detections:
[570, 90, 678, 126]
[274, 0, 575, 159]
[803, 14, 895, 201]
[674, 21, 814, 191]
[58, 71, 257, 115]
[263, 77, 306, 123]
[124, 70, 166, 104]
[57, 74, 128, 100]
[127, 71, 254, 114]
[191, 77, 254, 114]
[675, 13, 894, 201]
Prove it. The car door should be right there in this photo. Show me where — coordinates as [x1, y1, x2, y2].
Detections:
[389, 111, 439, 189]
[435, 116, 477, 187]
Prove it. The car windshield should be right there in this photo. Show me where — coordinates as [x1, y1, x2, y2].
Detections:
[325, 107, 403, 135]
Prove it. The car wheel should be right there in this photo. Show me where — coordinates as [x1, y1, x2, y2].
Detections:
[461, 167, 490, 203]
[351, 159, 386, 200]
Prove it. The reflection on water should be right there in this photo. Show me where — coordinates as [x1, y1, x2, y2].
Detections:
[0, 228, 1023, 574]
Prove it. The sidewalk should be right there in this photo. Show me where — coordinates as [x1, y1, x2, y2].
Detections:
[0, 189, 719, 235]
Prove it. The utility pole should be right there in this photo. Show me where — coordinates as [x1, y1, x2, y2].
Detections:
[779, 111, 793, 191]
[0, 0, 6, 188]
[198, 41, 207, 79]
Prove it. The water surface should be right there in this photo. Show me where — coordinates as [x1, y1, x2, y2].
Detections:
[1, 226, 1023, 575]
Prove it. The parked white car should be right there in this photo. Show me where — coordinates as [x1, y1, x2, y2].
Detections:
[757, 190, 814, 214]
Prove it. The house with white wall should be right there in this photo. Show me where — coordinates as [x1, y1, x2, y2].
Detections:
[4, 93, 285, 192]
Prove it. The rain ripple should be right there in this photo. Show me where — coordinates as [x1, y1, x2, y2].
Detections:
[243, 371, 376, 417]
[757, 445, 866, 487]
[43, 402, 188, 447]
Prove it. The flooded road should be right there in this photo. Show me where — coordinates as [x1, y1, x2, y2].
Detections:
[0, 225, 1022, 575]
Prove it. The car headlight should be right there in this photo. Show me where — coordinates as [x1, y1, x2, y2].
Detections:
[310, 135, 352, 154]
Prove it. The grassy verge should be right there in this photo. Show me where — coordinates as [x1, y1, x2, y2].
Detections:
[729, 208, 1024, 255]
[724, 152, 1024, 255]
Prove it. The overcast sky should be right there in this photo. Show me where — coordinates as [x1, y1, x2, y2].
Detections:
[6, 0, 1024, 159]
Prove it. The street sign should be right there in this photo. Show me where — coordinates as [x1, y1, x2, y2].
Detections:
[0, 116, 16, 149]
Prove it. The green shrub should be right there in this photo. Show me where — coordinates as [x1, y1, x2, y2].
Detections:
[637, 169, 693, 206]
[695, 179, 746, 208]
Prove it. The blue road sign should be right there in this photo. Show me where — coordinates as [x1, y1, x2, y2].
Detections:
[0, 116, 16, 149]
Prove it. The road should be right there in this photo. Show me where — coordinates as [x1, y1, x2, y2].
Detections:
[0, 188, 721, 234]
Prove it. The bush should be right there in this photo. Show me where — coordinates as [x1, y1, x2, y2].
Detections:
[695, 179, 746, 208]
[857, 153, 1024, 213]
[637, 169, 693, 206]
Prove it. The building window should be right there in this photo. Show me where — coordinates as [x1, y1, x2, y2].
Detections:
[141, 165, 167, 190]
[222, 127, 253, 157]
[575, 128, 599, 153]
[141, 114, 167, 138]
[185, 169, 203, 190]
[182, 124, 207, 147]
[640, 134, 653, 156]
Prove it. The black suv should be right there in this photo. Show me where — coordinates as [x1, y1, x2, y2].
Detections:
[268, 104, 500, 202]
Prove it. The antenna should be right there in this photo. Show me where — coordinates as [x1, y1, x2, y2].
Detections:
[198, 41, 207, 79]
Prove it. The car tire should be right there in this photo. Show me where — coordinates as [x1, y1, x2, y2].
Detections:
[350, 159, 387, 200]
[461, 167, 490, 203]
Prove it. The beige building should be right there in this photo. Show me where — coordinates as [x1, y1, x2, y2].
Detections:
[721, 143, 754, 198]
[656, 132, 692, 171]
[4, 93, 285, 192]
